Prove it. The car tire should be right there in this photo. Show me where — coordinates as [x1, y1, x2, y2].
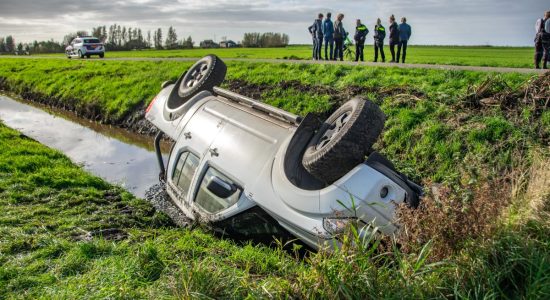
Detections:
[99, 53, 104, 58]
[302, 98, 385, 183]
[86, 54, 91, 59]
[78, 50, 84, 59]
[177, 54, 226, 101]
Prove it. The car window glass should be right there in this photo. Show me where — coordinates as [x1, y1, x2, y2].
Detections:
[84, 38, 100, 44]
[172, 152, 188, 183]
[195, 168, 241, 213]
[176, 153, 199, 194]
[171, 151, 200, 196]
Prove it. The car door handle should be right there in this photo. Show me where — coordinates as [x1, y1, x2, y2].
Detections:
[209, 148, 219, 157]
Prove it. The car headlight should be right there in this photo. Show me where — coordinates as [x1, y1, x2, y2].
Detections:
[323, 217, 358, 235]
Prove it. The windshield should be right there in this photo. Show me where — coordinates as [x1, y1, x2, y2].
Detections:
[83, 38, 100, 44]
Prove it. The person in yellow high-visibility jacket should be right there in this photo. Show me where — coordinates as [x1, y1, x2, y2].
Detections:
[373, 18, 386, 62]
[354, 19, 369, 62]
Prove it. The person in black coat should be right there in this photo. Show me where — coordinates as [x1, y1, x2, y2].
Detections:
[333, 13, 346, 61]
[354, 19, 369, 61]
[388, 15, 399, 63]
[373, 18, 386, 62]
[308, 13, 324, 60]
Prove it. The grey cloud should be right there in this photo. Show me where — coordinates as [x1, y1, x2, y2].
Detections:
[0, 0, 548, 45]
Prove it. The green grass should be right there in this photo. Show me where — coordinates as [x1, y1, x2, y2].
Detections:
[40, 45, 536, 68]
[1, 123, 549, 298]
[0, 57, 543, 186]
[0, 56, 548, 298]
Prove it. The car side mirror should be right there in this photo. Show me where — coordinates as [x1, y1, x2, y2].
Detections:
[206, 175, 236, 198]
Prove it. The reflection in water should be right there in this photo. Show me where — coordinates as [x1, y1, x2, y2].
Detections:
[0, 94, 166, 198]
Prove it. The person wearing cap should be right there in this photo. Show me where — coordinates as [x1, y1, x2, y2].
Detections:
[354, 19, 369, 62]
[373, 18, 386, 62]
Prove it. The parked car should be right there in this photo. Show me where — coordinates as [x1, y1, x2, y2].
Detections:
[145, 55, 422, 249]
[65, 36, 105, 59]
[199, 40, 219, 49]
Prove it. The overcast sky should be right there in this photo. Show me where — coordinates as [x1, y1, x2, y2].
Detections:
[0, 0, 548, 46]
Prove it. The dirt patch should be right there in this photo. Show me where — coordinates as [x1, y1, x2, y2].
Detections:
[145, 183, 191, 227]
[76, 228, 128, 241]
[395, 176, 513, 260]
[462, 72, 550, 114]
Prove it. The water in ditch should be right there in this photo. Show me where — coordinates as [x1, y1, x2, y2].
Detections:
[0, 94, 167, 198]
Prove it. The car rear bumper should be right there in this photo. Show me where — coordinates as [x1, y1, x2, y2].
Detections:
[82, 48, 105, 54]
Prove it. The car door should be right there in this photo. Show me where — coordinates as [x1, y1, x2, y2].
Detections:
[166, 99, 230, 209]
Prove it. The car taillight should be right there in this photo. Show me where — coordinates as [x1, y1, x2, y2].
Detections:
[146, 96, 157, 114]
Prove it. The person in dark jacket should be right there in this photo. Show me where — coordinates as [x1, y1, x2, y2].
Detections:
[333, 13, 346, 61]
[388, 15, 399, 63]
[535, 11, 550, 69]
[308, 13, 324, 60]
[397, 17, 412, 63]
[323, 12, 334, 60]
[354, 19, 369, 61]
[373, 18, 386, 62]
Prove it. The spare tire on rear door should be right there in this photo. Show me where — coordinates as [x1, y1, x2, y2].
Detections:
[178, 54, 226, 101]
[302, 98, 385, 184]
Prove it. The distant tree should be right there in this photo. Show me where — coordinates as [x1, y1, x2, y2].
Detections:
[242, 32, 288, 48]
[0, 37, 5, 53]
[116, 25, 122, 47]
[16, 42, 23, 53]
[165, 26, 178, 49]
[5, 36, 15, 52]
[121, 27, 127, 44]
[242, 32, 261, 47]
[146, 30, 151, 48]
[181, 36, 194, 49]
[154, 28, 163, 49]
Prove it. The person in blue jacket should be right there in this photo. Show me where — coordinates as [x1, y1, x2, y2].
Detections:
[308, 13, 324, 60]
[323, 12, 334, 60]
[397, 17, 412, 63]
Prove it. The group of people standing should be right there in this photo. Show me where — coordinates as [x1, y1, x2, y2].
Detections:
[534, 10, 550, 69]
[309, 13, 412, 63]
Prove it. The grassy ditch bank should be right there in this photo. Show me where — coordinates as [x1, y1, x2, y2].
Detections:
[1, 122, 549, 298]
[0, 58, 533, 131]
[40, 45, 535, 68]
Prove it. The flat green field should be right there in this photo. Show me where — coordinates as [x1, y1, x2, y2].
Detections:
[1, 56, 549, 298]
[40, 45, 536, 68]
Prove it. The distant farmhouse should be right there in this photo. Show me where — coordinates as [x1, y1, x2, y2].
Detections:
[199, 40, 219, 48]
[219, 40, 237, 48]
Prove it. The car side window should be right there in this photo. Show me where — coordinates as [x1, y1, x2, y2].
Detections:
[195, 168, 241, 213]
[172, 152, 200, 196]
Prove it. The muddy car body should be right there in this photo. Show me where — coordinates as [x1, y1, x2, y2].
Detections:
[145, 55, 421, 249]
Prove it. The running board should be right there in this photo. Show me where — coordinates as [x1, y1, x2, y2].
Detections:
[212, 86, 302, 125]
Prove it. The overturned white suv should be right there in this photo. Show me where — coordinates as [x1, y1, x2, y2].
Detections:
[145, 55, 422, 249]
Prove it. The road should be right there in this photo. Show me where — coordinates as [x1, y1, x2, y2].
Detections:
[5, 55, 547, 74]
